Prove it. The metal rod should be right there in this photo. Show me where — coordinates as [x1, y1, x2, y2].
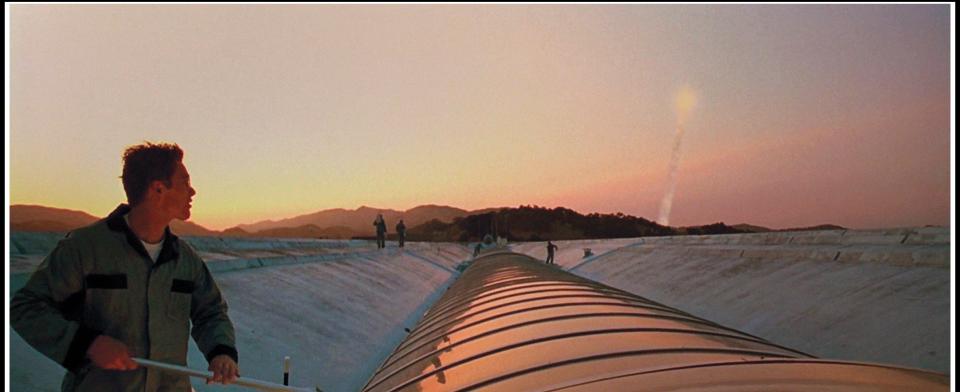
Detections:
[132, 357, 317, 392]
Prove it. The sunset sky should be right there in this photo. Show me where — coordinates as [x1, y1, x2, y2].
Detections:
[7, 4, 953, 231]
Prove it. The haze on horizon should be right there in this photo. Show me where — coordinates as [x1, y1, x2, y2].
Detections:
[8, 4, 952, 231]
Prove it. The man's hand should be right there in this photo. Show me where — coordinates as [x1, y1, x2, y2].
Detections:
[206, 355, 240, 385]
[87, 335, 138, 370]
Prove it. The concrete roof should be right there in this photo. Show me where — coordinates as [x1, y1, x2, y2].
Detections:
[7, 227, 951, 390]
[512, 227, 951, 373]
[362, 251, 946, 391]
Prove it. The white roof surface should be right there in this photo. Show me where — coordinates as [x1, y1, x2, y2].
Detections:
[8, 227, 950, 390]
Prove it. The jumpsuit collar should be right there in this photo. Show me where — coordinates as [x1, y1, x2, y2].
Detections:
[105, 204, 181, 266]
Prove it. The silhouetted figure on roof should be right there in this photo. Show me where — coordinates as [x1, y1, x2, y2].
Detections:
[396, 219, 406, 248]
[373, 213, 387, 249]
[546, 240, 558, 264]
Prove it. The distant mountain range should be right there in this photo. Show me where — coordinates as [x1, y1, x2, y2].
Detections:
[9, 204, 845, 240]
[233, 204, 503, 235]
[730, 223, 847, 233]
[9, 204, 505, 239]
[10, 205, 219, 236]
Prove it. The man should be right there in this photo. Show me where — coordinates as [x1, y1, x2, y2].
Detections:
[11, 142, 239, 391]
[546, 240, 558, 264]
[395, 219, 406, 248]
[373, 213, 387, 249]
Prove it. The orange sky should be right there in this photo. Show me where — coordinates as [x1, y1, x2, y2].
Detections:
[7, 4, 954, 231]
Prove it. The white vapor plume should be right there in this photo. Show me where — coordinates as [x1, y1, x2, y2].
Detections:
[658, 86, 697, 226]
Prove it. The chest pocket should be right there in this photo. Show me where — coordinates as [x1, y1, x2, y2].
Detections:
[87, 274, 128, 289]
[167, 279, 194, 321]
[84, 274, 129, 327]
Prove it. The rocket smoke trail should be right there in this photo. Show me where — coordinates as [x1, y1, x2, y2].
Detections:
[658, 87, 696, 226]
[657, 124, 685, 226]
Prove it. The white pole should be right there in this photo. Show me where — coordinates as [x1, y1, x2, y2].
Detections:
[131, 357, 318, 392]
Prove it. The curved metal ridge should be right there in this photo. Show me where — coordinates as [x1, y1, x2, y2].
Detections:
[369, 322, 809, 391]
[382, 301, 726, 369]
[541, 359, 951, 391]
[361, 251, 947, 391]
[459, 251, 711, 316]
[383, 330, 799, 392]
[402, 287, 720, 358]
[372, 311, 745, 384]
[393, 295, 692, 355]
[382, 300, 780, 370]
[409, 289, 672, 336]
[420, 280, 586, 321]
[374, 309, 811, 386]
[459, 349, 799, 392]
[421, 281, 635, 322]
[428, 253, 642, 307]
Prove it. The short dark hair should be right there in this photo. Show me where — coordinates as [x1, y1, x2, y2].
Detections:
[121, 142, 184, 206]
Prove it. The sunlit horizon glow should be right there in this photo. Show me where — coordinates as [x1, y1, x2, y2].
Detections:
[8, 4, 952, 231]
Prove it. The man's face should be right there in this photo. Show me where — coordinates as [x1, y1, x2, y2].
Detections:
[159, 161, 196, 221]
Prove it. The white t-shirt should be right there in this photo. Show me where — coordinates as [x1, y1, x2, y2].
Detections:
[141, 239, 163, 262]
[124, 214, 164, 262]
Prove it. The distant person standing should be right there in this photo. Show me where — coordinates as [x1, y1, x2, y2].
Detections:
[473, 243, 482, 257]
[396, 219, 407, 248]
[545, 240, 558, 264]
[373, 213, 387, 249]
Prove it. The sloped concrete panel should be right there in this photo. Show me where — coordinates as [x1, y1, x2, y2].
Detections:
[8, 233, 471, 392]
[553, 228, 951, 373]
